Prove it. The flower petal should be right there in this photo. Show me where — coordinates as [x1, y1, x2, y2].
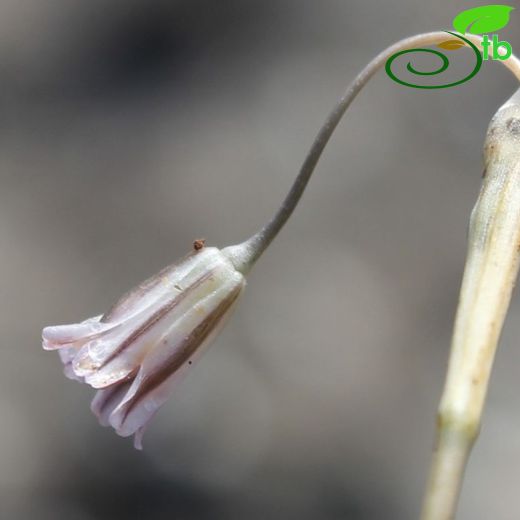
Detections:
[91, 380, 133, 427]
[132, 425, 150, 450]
[101, 248, 220, 323]
[42, 315, 110, 350]
[109, 274, 243, 440]
[75, 252, 236, 388]
[58, 346, 84, 382]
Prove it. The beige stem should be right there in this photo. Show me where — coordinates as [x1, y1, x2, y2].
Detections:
[421, 88, 520, 520]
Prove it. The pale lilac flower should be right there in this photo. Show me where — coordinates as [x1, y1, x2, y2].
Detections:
[43, 246, 245, 449]
[45, 31, 511, 453]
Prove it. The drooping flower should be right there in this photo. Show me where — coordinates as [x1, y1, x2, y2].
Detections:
[43, 245, 245, 449]
[42, 31, 520, 464]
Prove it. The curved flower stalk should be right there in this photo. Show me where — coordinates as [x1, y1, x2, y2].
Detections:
[43, 32, 520, 452]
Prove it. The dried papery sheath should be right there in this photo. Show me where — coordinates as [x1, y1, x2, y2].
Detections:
[43, 246, 245, 449]
[420, 89, 520, 520]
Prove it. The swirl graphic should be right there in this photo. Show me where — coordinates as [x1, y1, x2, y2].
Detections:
[385, 32, 482, 89]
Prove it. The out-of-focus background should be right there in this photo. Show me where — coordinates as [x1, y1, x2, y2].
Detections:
[2, 1, 520, 519]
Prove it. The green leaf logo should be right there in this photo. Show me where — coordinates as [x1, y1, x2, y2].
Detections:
[452, 5, 514, 35]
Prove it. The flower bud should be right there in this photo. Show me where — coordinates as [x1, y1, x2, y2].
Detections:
[43, 246, 245, 449]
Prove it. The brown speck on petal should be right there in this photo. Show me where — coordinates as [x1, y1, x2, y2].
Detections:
[193, 238, 206, 251]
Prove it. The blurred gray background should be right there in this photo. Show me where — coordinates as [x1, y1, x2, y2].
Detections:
[2, 1, 520, 519]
